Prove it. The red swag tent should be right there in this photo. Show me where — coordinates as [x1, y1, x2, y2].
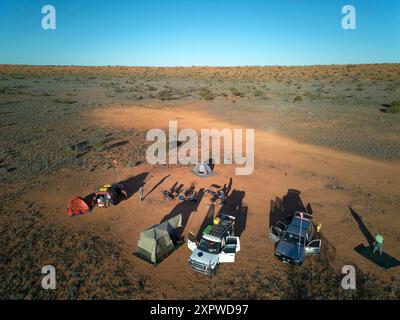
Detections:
[67, 196, 91, 217]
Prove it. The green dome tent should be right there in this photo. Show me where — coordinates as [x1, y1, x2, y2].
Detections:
[135, 214, 182, 265]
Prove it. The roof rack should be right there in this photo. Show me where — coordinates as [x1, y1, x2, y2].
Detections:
[295, 211, 313, 220]
[204, 215, 235, 239]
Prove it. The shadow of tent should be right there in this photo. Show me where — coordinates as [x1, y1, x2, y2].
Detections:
[354, 244, 400, 270]
[207, 158, 215, 171]
[83, 193, 95, 210]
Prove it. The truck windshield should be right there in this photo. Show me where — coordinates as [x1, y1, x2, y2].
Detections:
[198, 238, 221, 254]
[282, 231, 305, 246]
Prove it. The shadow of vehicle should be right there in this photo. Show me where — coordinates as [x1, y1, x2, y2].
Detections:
[219, 189, 247, 237]
[83, 172, 149, 208]
[118, 172, 149, 200]
[269, 189, 310, 227]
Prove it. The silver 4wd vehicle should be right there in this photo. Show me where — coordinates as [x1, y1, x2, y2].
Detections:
[269, 211, 321, 265]
[188, 213, 240, 276]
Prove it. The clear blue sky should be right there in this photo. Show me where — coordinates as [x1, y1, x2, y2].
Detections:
[0, 0, 399, 66]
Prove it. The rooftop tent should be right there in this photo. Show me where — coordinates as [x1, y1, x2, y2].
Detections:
[67, 196, 91, 217]
[192, 161, 215, 177]
[135, 214, 182, 265]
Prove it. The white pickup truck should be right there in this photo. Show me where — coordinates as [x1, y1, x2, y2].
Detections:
[188, 213, 240, 276]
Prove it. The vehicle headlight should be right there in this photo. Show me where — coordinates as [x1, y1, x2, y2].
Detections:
[275, 251, 281, 256]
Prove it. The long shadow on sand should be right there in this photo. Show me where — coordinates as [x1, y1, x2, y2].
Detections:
[349, 206, 400, 269]
[354, 244, 400, 270]
[160, 188, 206, 234]
[349, 206, 375, 246]
[219, 189, 247, 237]
[160, 179, 248, 238]
[189, 186, 248, 240]
[144, 174, 170, 200]
[269, 189, 312, 227]
[84, 172, 149, 208]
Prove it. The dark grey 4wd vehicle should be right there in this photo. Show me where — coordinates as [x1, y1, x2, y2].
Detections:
[269, 211, 321, 265]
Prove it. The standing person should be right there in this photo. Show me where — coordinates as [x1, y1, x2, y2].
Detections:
[373, 233, 384, 256]
[139, 186, 144, 202]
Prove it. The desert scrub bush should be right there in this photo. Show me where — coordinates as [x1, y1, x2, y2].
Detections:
[198, 87, 214, 101]
[229, 87, 243, 97]
[0, 203, 152, 299]
[157, 89, 173, 100]
[388, 100, 400, 113]
[114, 86, 124, 93]
[254, 90, 264, 97]
[10, 74, 25, 80]
[294, 95, 303, 102]
[52, 98, 77, 104]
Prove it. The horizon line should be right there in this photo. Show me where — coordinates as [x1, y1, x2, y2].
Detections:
[1, 62, 400, 68]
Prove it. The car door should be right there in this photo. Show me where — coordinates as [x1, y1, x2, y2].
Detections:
[187, 232, 197, 252]
[268, 221, 286, 243]
[219, 243, 236, 263]
[269, 226, 281, 242]
[226, 236, 240, 252]
[305, 239, 321, 255]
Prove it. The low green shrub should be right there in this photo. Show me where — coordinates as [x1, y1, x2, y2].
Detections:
[198, 87, 214, 101]
[389, 101, 400, 113]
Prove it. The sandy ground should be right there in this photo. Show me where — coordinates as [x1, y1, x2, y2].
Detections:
[1, 64, 399, 299]
[20, 104, 400, 298]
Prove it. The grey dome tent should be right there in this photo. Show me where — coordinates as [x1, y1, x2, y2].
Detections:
[135, 214, 182, 265]
[192, 161, 214, 177]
